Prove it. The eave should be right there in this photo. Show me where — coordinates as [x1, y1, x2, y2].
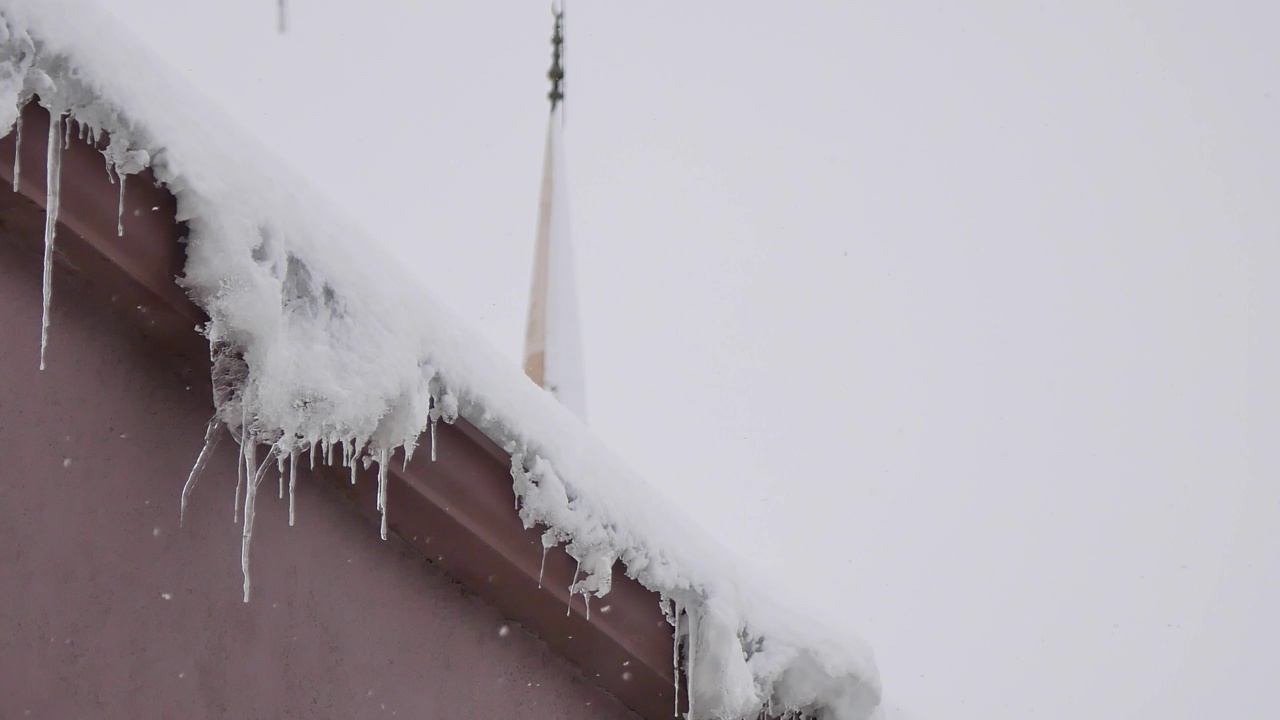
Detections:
[0, 99, 681, 720]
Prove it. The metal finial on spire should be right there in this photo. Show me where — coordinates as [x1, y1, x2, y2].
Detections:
[548, 3, 565, 109]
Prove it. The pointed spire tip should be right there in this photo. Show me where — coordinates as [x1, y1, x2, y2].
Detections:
[548, 3, 565, 109]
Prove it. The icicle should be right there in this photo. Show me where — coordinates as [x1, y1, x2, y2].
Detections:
[673, 599, 681, 718]
[63, 116, 71, 149]
[277, 448, 286, 499]
[349, 448, 357, 486]
[309, 440, 317, 470]
[566, 559, 581, 616]
[288, 448, 298, 527]
[243, 438, 258, 522]
[78, 122, 86, 142]
[402, 443, 414, 472]
[234, 404, 248, 522]
[234, 446, 244, 521]
[12, 111, 21, 192]
[538, 546, 549, 589]
[180, 416, 221, 526]
[38, 111, 64, 371]
[687, 607, 698, 720]
[430, 417, 437, 462]
[326, 437, 334, 466]
[116, 174, 125, 237]
[377, 448, 389, 540]
[241, 447, 277, 602]
[585, 594, 591, 620]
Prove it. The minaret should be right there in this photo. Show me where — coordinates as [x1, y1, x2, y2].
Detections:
[523, 4, 587, 421]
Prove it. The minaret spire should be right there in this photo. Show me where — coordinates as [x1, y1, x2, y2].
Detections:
[523, 2, 587, 421]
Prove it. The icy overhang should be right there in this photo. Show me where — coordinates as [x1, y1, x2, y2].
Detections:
[0, 2, 885, 718]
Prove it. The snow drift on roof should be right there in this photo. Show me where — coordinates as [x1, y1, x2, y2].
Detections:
[0, 2, 887, 718]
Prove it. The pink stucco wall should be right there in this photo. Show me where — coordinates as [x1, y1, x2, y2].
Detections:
[0, 228, 638, 718]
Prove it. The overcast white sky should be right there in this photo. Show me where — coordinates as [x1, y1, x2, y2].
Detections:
[95, 1, 1278, 718]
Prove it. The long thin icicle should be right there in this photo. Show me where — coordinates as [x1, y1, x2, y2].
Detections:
[687, 607, 698, 720]
[39, 111, 64, 371]
[241, 446, 277, 603]
[12, 111, 21, 192]
[233, 403, 248, 522]
[117, 174, 126, 236]
[377, 448, 389, 540]
[180, 416, 221, 525]
[233, 444, 244, 521]
[288, 448, 298, 527]
[373, 452, 382, 512]
[242, 435, 258, 524]
[673, 599, 682, 717]
[567, 559, 580, 616]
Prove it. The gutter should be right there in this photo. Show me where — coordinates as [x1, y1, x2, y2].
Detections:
[0, 99, 681, 720]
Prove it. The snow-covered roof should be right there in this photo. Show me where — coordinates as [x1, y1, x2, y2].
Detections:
[0, 2, 884, 718]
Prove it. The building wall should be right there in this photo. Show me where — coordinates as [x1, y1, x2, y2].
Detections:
[0, 233, 638, 719]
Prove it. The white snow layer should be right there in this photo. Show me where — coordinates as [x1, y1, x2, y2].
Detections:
[0, 2, 883, 718]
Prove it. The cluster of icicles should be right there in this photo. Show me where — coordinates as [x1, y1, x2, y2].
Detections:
[177, 402, 448, 604]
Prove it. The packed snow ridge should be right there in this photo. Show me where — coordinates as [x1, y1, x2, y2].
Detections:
[0, 2, 888, 718]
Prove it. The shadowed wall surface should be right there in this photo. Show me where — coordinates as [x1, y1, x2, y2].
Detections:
[0, 230, 637, 719]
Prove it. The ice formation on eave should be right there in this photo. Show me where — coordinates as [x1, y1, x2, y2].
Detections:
[0, 2, 884, 718]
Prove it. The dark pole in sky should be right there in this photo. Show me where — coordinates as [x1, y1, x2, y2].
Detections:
[548, 2, 564, 110]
